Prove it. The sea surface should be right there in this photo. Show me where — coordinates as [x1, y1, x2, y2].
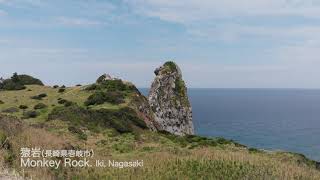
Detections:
[140, 88, 320, 161]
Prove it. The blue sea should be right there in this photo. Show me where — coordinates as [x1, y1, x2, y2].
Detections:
[140, 88, 320, 161]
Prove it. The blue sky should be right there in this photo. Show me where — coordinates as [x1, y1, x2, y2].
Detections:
[1, 0, 320, 88]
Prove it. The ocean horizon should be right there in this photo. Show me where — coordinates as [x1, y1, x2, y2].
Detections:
[140, 88, 320, 161]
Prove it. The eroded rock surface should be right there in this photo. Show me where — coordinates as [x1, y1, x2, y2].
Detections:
[148, 62, 194, 136]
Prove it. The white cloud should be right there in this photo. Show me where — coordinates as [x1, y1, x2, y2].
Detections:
[126, 0, 320, 74]
[186, 23, 320, 43]
[127, 1, 320, 44]
[0, 1, 115, 27]
[14, 47, 89, 55]
[0, 0, 45, 8]
[127, 0, 320, 23]
[56, 17, 106, 27]
[1, 0, 320, 88]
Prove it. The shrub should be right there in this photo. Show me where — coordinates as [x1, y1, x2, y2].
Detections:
[84, 91, 105, 106]
[17, 74, 43, 86]
[216, 137, 233, 145]
[159, 134, 243, 149]
[53, 85, 59, 88]
[58, 99, 67, 104]
[58, 88, 65, 93]
[95, 107, 147, 132]
[61, 85, 66, 88]
[164, 61, 177, 72]
[48, 105, 91, 126]
[76, 84, 82, 87]
[31, 95, 41, 100]
[0, 79, 25, 91]
[100, 80, 134, 92]
[19, 105, 28, 110]
[0, 73, 43, 91]
[84, 91, 125, 106]
[115, 107, 147, 129]
[108, 117, 131, 133]
[48, 105, 146, 134]
[34, 103, 47, 110]
[2, 107, 19, 113]
[38, 93, 47, 98]
[68, 126, 87, 140]
[85, 84, 98, 91]
[64, 101, 75, 107]
[57, 99, 74, 107]
[31, 93, 47, 100]
[248, 148, 262, 153]
[23, 110, 38, 118]
[0, 100, 4, 104]
[86, 79, 136, 93]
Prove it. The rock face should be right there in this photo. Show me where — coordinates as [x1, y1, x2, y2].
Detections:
[96, 73, 118, 83]
[148, 62, 194, 136]
[129, 91, 161, 131]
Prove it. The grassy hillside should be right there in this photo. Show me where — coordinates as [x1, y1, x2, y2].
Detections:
[0, 85, 89, 123]
[0, 82, 140, 123]
[1, 84, 320, 179]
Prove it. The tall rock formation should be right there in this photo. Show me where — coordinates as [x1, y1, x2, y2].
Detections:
[148, 62, 194, 136]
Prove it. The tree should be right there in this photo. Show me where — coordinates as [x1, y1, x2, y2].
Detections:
[11, 72, 20, 83]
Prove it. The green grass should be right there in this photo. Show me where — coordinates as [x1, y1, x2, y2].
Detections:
[0, 85, 128, 124]
[1, 115, 320, 180]
[1, 83, 320, 179]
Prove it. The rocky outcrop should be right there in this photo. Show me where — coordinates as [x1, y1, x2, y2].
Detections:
[96, 73, 118, 83]
[148, 62, 194, 136]
[129, 91, 161, 131]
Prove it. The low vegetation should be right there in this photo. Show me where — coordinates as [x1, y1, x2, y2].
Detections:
[48, 104, 147, 133]
[34, 103, 47, 110]
[85, 91, 125, 106]
[2, 107, 19, 113]
[23, 110, 38, 118]
[87, 79, 135, 92]
[164, 61, 178, 72]
[1, 113, 320, 179]
[58, 88, 65, 93]
[19, 105, 28, 110]
[30, 93, 47, 100]
[0, 77, 319, 179]
[68, 126, 87, 140]
[0, 73, 43, 91]
[57, 98, 75, 107]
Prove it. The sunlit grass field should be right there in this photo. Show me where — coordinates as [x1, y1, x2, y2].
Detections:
[0, 85, 131, 123]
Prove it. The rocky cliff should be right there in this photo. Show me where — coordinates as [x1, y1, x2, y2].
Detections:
[128, 84, 161, 131]
[148, 62, 194, 136]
